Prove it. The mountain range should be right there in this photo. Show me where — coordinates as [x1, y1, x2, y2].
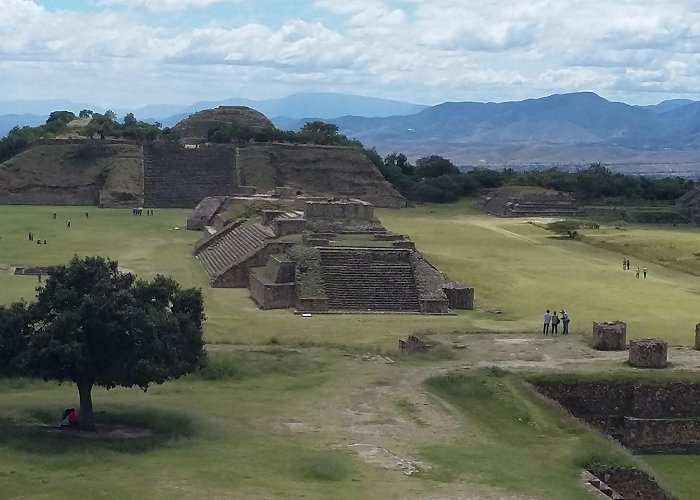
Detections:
[2, 92, 699, 173]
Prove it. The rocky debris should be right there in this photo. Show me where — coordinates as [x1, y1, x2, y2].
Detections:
[399, 335, 433, 353]
[349, 443, 420, 475]
[592, 321, 627, 351]
[629, 339, 668, 368]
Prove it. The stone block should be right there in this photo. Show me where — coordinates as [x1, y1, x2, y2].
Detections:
[399, 335, 433, 353]
[592, 321, 627, 350]
[262, 210, 286, 225]
[442, 283, 474, 310]
[629, 339, 668, 368]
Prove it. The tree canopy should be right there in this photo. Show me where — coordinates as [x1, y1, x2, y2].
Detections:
[0, 256, 206, 430]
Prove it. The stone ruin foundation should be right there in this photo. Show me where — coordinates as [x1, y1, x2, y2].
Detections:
[586, 467, 671, 500]
[592, 321, 627, 350]
[398, 335, 433, 353]
[534, 379, 700, 454]
[629, 339, 668, 368]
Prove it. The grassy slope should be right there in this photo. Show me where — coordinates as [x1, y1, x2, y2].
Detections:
[379, 201, 700, 345]
[2, 203, 700, 498]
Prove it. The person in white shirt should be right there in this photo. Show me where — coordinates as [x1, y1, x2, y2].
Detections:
[561, 310, 570, 335]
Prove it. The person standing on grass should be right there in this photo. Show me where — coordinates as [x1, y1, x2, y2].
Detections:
[635, 267, 640, 279]
[543, 309, 551, 335]
[561, 310, 570, 335]
[67, 220, 71, 229]
[643, 266, 648, 279]
[551, 310, 560, 336]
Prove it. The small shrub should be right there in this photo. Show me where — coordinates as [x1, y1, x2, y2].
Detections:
[299, 450, 351, 481]
[197, 357, 239, 380]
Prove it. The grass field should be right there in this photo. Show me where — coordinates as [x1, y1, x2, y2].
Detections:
[2, 202, 700, 498]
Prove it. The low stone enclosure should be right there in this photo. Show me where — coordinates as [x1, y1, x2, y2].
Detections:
[191, 196, 474, 314]
[533, 378, 700, 454]
[483, 188, 583, 217]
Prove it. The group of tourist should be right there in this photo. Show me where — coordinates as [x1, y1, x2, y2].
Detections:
[542, 309, 570, 336]
[28, 231, 47, 245]
[622, 259, 648, 279]
[132, 208, 155, 216]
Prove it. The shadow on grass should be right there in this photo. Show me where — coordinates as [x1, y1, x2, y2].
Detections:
[0, 406, 197, 455]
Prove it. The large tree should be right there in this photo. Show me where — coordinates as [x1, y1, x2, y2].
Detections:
[1, 256, 206, 430]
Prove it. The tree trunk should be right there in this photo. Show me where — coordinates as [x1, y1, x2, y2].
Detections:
[77, 380, 96, 431]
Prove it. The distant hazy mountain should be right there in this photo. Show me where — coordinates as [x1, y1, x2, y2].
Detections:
[317, 92, 700, 151]
[3, 92, 700, 175]
[141, 93, 427, 127]
[641, 99, 696, 113]
[0, 113, 47, 137]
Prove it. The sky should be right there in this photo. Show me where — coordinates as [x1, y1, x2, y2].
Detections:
[2, 0, 700, 109]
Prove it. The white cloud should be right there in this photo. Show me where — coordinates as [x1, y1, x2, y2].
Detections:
[3, 0, 700, 107]
[97, 0, 242, 11]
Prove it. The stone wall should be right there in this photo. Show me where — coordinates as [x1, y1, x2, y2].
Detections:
[419, 299, 449, 314]
[297, 297, 329, 312]
[442, 283, 475, 310]
[533, 379, 700, 454]
[304, 199, 374, 220]
[588, 467, 670, 500]
[272, 217, 307, 236]
[248, 273, 296, 310]
[623, 417, 700, 453]
[262, 210, 286, 225]
[143, 143, 237, 208]
[265, 255, 296, 283]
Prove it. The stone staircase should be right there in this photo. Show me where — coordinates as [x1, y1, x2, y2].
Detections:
[195, 222, 274, 280]
[319, 248, 420, 311]
[143, 143, 238, 208]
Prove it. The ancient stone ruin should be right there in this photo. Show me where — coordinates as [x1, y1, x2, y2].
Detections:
[534, 379, 700, 454]
[676, 185, 700, 225]
[483, 188, 583, 217]
[629, 339, 668, 368]
[398, 335, 433, 353]
[190, 196, 474, 314]
[592, 321, 627, 350]
[0, 107, 407, 209]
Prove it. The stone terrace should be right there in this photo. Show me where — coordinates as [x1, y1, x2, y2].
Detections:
[319, 248, 420, 312]
[195, 222, 274, 282]
[143, 143, 238, 208]
[502, 199, 582, 217]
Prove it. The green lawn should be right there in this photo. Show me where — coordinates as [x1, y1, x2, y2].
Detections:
[2, 202, 700, 498]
